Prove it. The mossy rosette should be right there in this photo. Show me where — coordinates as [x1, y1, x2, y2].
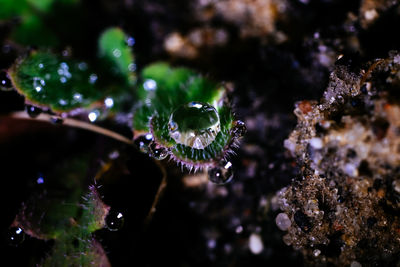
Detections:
[133, 62, 238, 170]
[12, 155, 111, 266]
[98, 27, 136, 87]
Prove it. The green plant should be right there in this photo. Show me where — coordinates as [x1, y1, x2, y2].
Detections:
[0, 0, 245, 265]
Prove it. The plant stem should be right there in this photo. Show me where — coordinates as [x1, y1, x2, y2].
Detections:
[6, 111, 133, 145]
[143, 160, 168, 230]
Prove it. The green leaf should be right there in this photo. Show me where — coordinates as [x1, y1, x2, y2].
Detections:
[10, 51, 103, 112]
[98, 27, 136, 86]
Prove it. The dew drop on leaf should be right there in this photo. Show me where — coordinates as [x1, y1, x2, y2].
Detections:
[134, 133, 153, 153]
[7, 227, 25, 246]
[168, 101, 220, 149]
[26, 105, 42, 118]
[88, 110, 100, 122]
[208, 161, 234, 184]
[231, 120, 247, 138]
[105, 210, 124, 231]
[0, 70, 13, 91]
[104, 97, 114, 108]
[149, 141, 168, 160]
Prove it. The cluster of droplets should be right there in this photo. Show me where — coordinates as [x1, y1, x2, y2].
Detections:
[32, 76, 46, 93]
[57, 62, 72, 84]
[86, 97, 115, 123]
[134, 133, 154, 154]
[134, 134, 169, 160]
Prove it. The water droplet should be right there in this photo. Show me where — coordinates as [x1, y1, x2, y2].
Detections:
[0, 70, 12, 91]
[134, 134, 153, 153]
[78, 62, 88, 71]
[112, 49, 121, 58]
[58, 99, 68, 106]
[89, 74, 98, 84]
[105, 210, 124, 231]
[88, 110, 100, 122]
[8, 227, 25, 246]
[108, 150, 120, 159]
[169, 102, 220, 149]
[231, 120, 246, 138]
[208, 161, 234, 184]
[36, 174, 44, 184]
[62, 49, 70, 57]
[149, 142, 168, 160]
[249, 233, 264, 254]
[104, 97, 114, 108]
[73, 93, 83, 102]
[26, 105, 42, 118]
[128, 63, 136, 72]
[126, 36, 135, 47]
[50, 116, 64, 124]
[143, 79, 157, 91]
[207, 239, 217, 249]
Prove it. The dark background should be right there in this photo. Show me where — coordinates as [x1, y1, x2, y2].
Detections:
[1, 0, 399, 266]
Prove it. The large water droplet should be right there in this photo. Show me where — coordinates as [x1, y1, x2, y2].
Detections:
[231, 120, 247, 138]
[168, 102, 220, 149]
[8, 227, 25, 246]
[149, 141, 168, 160]
[26, 105, 42, 118]
[106, 210, 124, 231]
[0, 70, 12, 91]
[134, 133, 153, 153]
[208, 161, 234, 184]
